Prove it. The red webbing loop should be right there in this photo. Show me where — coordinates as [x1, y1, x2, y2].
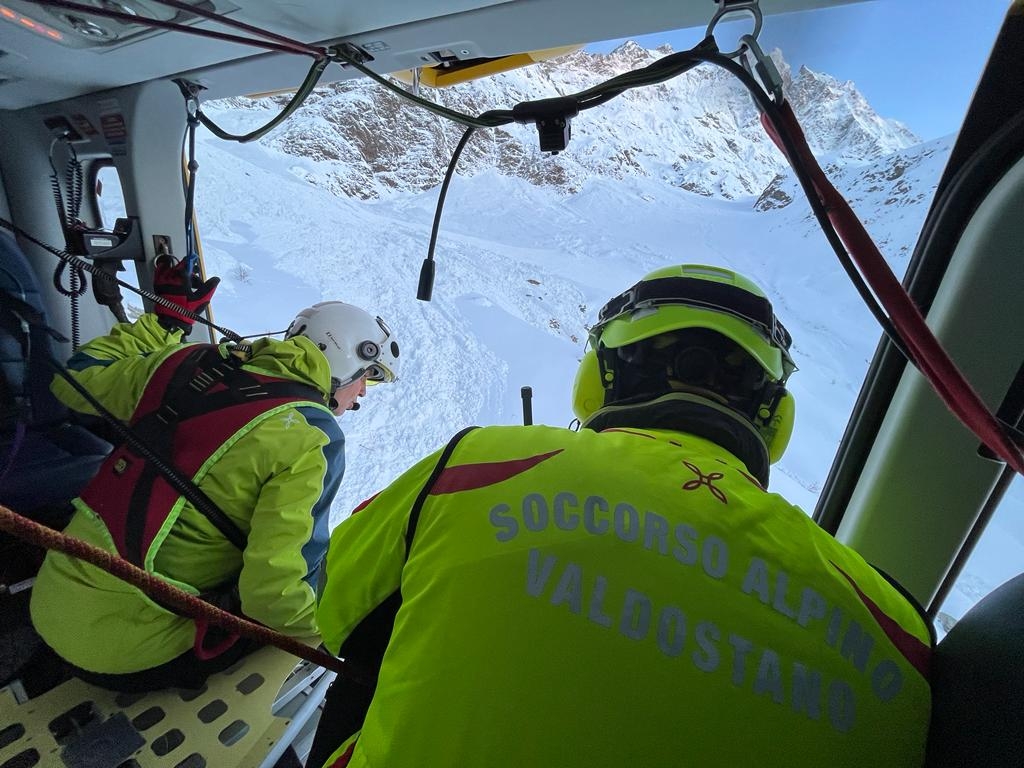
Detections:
[0, 504, 370, 682]
[192, 617, 241, 661]
[761, 103, 1024, 475]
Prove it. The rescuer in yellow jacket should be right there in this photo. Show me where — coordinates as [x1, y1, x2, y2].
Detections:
[310, 264, 933, 768]
[30, 256, 400, 691]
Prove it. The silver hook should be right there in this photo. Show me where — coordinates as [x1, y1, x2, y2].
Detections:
[705, 0, 763, 59]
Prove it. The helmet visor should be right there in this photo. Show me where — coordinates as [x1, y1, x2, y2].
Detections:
[593, 276, 795, 380]
[365, 362, 392, 383]
[364, 316, 399, 384]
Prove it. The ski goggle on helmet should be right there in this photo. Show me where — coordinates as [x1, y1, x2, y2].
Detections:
[285, 301, 399, 389]
[571, 264, 797, 463]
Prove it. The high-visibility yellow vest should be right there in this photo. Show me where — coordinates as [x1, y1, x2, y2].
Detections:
[318, 425, 932, 767]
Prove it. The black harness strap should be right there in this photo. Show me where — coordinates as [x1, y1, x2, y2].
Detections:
[120, 345, 324, 562]
[310, 424, 485, 768]
[403, 425, 479, 558]
[332, 425, 481, 696]
[131, 345, 210, 455]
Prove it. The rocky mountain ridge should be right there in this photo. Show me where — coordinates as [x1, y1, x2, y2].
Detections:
[204, 41, 921, 202]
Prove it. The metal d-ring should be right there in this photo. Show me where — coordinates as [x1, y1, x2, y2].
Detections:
[705, 0, 764, 59]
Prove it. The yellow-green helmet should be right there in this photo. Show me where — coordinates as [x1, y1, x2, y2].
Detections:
[572, 264, 797, 466]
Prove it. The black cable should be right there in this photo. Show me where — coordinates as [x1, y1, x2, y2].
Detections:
[65, 148, 83, 223]
[51, 259, 88, 300]
[329, 39, 712, 131]
[195, 57, 331, 143]
[329, 51, 515, 130]
[0, 217, 243, 343]
[410, 38, 906, 349]
[574, 40, 714, 105]
[418, 125, 477, 301]
[69, 268, 81, 351]
[47, 137, 88, 349]
[333, 32, 897, 351]
[183, 110, 200, 276]
[411, 47, 732, 303]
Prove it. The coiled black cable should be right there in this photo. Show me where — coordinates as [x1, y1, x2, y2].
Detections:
[47, 137, 89, 349]
[0, 216, 243, 343]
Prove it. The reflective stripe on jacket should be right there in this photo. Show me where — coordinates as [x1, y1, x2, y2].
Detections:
[317, 424, 932, 768]
[31, 314, 344, 673]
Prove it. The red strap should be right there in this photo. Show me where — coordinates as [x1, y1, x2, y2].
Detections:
[329, 741, 357, 768]
[761, 103, 1024, 474]
[192, 616, 241, 661]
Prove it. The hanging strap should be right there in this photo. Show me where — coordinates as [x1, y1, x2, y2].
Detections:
[760, 102, 1024, 474]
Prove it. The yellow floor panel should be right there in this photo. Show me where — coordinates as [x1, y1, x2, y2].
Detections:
[0, 646, 303, 768]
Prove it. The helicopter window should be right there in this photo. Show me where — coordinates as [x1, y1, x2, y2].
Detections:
[932, 475, 1024, 639]
[93, 163, 126, 231]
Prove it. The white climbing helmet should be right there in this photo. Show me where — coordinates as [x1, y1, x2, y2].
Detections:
[285, 301, 399, 387]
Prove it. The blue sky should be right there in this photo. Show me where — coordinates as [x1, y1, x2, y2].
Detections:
[588, 0, 1010, 141]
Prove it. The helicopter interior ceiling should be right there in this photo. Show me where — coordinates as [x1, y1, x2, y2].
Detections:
[0, 0, 864, 109]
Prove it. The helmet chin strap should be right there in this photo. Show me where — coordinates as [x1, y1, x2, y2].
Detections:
[581, 392, 771, 487]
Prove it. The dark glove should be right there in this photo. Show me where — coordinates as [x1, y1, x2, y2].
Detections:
[153, 254, 219, 336]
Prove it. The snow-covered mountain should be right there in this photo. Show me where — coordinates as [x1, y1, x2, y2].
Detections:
[756, 135, 951, 260]
[203, 43, 919, 201]
[180, 42, 1023, 623]
[194, 41, 947, 512]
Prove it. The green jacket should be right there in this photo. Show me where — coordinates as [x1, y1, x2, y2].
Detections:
[317, 424, 932, 768]
[31, 314, 344, 673]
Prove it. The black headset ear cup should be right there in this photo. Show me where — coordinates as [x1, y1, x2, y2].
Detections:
[358, 340, 380, 360]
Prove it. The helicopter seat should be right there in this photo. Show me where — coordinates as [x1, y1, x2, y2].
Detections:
[925, 572, 1024, 767]
[0, 230, 111, 525]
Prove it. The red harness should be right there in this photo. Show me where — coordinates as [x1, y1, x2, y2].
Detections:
[80, 344, 323, 567]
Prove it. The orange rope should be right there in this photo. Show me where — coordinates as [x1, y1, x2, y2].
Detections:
[0, 504, 369, 684]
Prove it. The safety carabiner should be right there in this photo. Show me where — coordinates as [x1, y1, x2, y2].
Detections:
[738, 33, 785, 107]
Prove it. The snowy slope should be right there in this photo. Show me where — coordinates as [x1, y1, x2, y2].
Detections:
[195, 137, 929, 514]
[189, 43, 1022, 624]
